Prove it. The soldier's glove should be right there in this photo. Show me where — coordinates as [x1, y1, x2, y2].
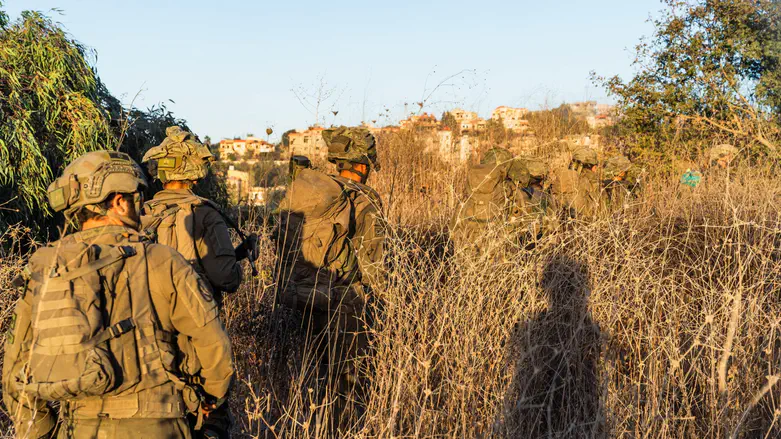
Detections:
[234, 234, 258, 262]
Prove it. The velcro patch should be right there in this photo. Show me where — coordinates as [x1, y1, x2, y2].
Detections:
[158, 157, 177, 169]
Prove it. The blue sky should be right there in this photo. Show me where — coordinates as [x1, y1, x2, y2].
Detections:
[6, 0, 662, 141]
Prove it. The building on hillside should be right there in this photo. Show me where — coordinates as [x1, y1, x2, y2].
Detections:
[219, 137, 275, 160]
[569, 101, 598, 116]
[460, 118, 487, 133]
[226, 166, 249, 202]
[569, 101, 617, 129]
[449, 108, 478, 123]
[287, 126, 327, 160]
[491, 106, 530, 131]
[399, 112, 439, 130]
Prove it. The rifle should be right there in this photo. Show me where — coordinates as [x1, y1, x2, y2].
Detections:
[216, 210, 259, 277]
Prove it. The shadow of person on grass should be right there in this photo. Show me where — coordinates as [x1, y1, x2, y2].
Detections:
[497, 255, 605, 438]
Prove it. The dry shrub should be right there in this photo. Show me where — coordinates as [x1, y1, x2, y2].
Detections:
[1, 141, 781, 438]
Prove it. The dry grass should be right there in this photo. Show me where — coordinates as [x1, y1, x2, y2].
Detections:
[2, 134, 781, 438]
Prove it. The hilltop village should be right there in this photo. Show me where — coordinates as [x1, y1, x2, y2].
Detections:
[216, 102, 616, 204]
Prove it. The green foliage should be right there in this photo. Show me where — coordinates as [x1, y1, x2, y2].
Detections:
[0, 9, 229, 240]
[100, 95, 230, 208]
[0, 11, 114, 236]
[250, 161, 284, 187]
[485, 117, 507, 144]
[595, 0, 781, 160]
[440, 111, 461, 136]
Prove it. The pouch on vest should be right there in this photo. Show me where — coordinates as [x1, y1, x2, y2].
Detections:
[463, 164, 507, 222]
[277, 169, 361, 303]
[18, 243, 138, 401]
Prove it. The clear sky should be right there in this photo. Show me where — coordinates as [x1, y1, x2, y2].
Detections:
[6, 0, 662, 141]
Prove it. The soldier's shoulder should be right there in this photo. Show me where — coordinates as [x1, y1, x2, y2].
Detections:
[283, 170, 343, 211]
[144, 241, 189, 265]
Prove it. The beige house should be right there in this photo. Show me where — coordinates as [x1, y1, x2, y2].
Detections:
[460, 118, 487, 133]
[491, 106, 530, 131]
[288, 126, 327, 159]
[450, 108, 478, 123]
[219, 137, 275, 159]
[399, 112, 439, 130]
[226, 166, 249, 202]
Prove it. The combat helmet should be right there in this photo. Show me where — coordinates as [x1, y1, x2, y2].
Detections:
[523, 158, 548, 181]
[142, 126, 214, 183]
[603, 155, 632, 180]
[707, 144, 738, 164]
[47, 150, 147, 226]
[481, 147, 513, 165]
[506, 158, 531, 186]
[323, 126, 380, 171]
[571, 148, 598, 167]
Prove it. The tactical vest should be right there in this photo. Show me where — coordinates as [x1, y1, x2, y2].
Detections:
[277, 169, 380, 309]
[143, 194, 218, 279]
[460, 164, 509, 224]
[19, 231, 186, 419]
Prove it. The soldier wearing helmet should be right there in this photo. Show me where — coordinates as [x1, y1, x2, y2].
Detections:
[141, 126, 255, 298]
[3, 151, 233, 439]
[141, 126, 252, 438]
[451, 147, 518, 250]
[509, 158, 560, 240]
[601, 155, 638, 208]
[274, 126, 385, 428]
[551, 147, 602, 219]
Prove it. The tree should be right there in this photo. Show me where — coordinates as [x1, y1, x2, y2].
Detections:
[594, 0, 781, 159]
[0, 11, 114, 237]
[441, 111, 461, 136]
[281, 129, 296, 149]
[486, 117, 507, 144]
[0, 8, 228, 240]
[526, 105, 588, 142]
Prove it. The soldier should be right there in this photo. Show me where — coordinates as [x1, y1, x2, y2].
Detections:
[141, 126, 257, 299]
[3, 151, 233, 439]
[141, 126, 255, 438]
[601, 155, 635, 208]
[275, 126, 384, 427]
[551, 147, 602, 219]
[521, 158, 560, 236]
[451, 148, 515, 249]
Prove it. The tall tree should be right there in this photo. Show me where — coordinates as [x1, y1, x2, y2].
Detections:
[0, 11, 115, 235]
[594, 0, 781, 159]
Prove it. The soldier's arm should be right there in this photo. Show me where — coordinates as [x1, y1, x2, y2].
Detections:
[152, 246, 235, 399]
[2, 285, 57, 438]
[196, 206, 243, 294]
[353, 200, 386, 290]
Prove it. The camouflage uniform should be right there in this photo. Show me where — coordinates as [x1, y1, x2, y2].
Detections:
[551, 148, 602, 219]
[141, 126, 244, 297]
[275, 127, 384, 423]
[601, 155, 635, 209]
[141, 127, 247, 438]
[451, 148, 515, 248]
[515, 158, 560, 237]
[2, 151, 233, 439]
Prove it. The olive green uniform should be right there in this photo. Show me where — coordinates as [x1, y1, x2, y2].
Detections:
[276, 127, 384, 426]
[552, 168, 602, 219]
[142, 189, 243, 295]
[3, 225, 233, 439]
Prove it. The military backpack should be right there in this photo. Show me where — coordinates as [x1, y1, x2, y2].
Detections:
[15, 235, 183, 417]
